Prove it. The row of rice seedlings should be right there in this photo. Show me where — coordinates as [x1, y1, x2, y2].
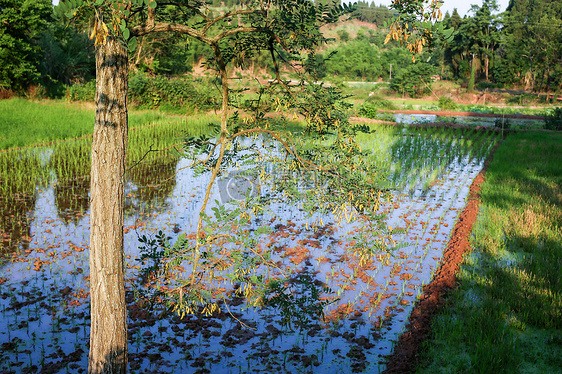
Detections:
[0, 148, 51, 197]
[127, 114, 216, 164]
[304, 125, 476, 355]
[0, 117, 499, 372]
[50, 140, 91, 183]
[125, 116, 215, 213]
[0, 113, 217, 196]
[0, 114, 216, 258]
[413, 145, 481, 276]
[0, 149, 50, 256]
[355, 126, 499, 322]
[396, 127, 498, 195]
[388, 131, 460, 193]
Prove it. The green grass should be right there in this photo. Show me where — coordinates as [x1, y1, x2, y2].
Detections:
[0, 99, 217, 199]
[0, 98, 205, 151]
[0, 99, 94, 150]
[415, 131, 562, 374]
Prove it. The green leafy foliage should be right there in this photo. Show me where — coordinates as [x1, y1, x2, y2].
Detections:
[66, 72, 220, 113]
[326, 39, 381, 81]
[501, 0, 562, 92]
[37, 21, 95, 95]
[544, 107, 562, 130]
[494, 117, 511, 130]
[67, 80, 96, 101]
[438, 96, 458, 111]
[390, 63, 436, 98]
[385, 0, 450, 58]
[324, 39, 381, 81]
[128, 72, 219, 113]
[0, 0, 52, 91]
[358, 103, 379, 119]
[358, 96, 397, 119]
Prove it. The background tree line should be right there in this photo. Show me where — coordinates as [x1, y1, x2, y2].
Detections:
[1, 0, 561, 99]
[438, 0, 562, 93]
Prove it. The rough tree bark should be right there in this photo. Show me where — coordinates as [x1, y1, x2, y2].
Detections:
[88, 36, 128, 374]
[468, 53, 477, 92]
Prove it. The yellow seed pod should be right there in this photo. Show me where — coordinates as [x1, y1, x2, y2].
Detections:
[89, 20, 97, 40]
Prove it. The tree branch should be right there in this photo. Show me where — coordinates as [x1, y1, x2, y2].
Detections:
[203, 9, 265, 34]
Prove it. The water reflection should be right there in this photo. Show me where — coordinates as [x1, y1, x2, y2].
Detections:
[0, 151, 47, 255]
[51, 142, 92, 225]
[0, 194, 36, 254]
[0, 125, 499, 373]
[391, 113, 543, 128]
[54, 178, 90, 225]
[125, 157, 179, 215]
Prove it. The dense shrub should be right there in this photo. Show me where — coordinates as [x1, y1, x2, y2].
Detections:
[390, 63, 436, 98]
[128, 73, 219, 113]
[67, 73, 220, 113]
[358, 95, 396, 118]
[544, 107, 562, 130]
[438, 96, 458, 111]
[494, 117, 511, 130]
[324, 39, 382, 81]
[358, 102, 378, 118]
[67, 80, 95, 101]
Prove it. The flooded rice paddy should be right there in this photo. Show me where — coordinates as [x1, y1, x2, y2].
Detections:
[390, 112, 543, 128]
[0, 123, 499, 373]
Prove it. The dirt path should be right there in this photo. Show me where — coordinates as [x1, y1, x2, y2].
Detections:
[382, 144, 499, 373]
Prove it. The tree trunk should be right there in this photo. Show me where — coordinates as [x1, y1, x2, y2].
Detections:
[88, 36, 128, 374]
[528, 56, 535, 92]
[485, 54, 489, 81]
[537, 62, 549, 94]
[468, 53, 476, 92]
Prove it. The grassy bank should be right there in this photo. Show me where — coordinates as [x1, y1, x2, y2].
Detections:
[0, 99, 195, 150]
[0, 99, 93, 150]
[415, 131, 562, 373]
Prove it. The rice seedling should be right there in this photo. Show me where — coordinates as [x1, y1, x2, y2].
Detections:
[0, 113, 501, 373]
